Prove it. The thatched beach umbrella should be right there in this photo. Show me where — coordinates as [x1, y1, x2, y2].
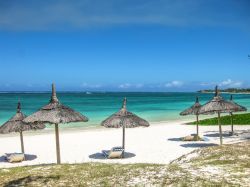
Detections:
[101, 98, 150, 158]
[0, 102, 45, 153]
[180, 96, 201, 137]
[199, 86, 241, 145]
[24, 84, 88, 164]
[228, 95, 247, 134]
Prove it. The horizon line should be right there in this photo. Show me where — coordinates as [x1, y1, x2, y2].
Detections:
[0, 91, 198, 93]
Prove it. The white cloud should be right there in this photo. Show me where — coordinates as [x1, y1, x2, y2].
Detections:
[118, 83, 132, 89]
[200, 79, 243, 88]
[118, 83, 144, 89]
[80, 83, 102, 88]
[81, 83, 88, 87]
[200, 82, 215, 86]
[164, 81, 183, 88]
[219, 79, 243, 88]
[135, 84, 144, 88]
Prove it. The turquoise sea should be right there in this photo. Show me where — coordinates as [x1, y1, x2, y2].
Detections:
[0, 92, 250, 128]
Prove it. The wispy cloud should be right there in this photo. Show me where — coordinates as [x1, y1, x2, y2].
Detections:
[1, 80, 249, 91]
[219, 79, 243, 88]
[81, 82, 102, 88]
[118, 83, 132, 89]
[118, 83, 144, 89]
[164, 81, 183, 88]
[0, 0, 249, 31]
[200, 79, 244, 88]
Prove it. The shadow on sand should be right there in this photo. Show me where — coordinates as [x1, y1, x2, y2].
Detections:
[180, 143, 218, 148]
[167, 138, 181, 142]
[89, 151, 136, 160]
[204, 133, 232, 138]
[0, 154, 37, 163]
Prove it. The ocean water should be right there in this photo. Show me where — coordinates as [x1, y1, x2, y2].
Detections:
[0, 92, 250, 129]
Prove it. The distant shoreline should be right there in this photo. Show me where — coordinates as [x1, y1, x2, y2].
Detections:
[198, 88, 250, 94]
[198, 91, 250, 94]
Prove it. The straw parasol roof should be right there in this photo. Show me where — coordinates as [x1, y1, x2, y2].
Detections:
[180, 96, 201, 137]
[199, 87, 239, 115]
[101, 98, 149, 158]
[0, 102, 45, 153]
[24, 83, 89, 164]
[199, 86, 242, 145]
[180, 96, 201, 116]
[0, 102, 45, 134]
[101, 98, 149, 128]
[24, 85, 88, 124]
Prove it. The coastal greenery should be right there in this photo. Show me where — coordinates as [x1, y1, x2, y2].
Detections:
[1, 141, 249, 186]
[190, 113, 250, 125]
[198, 88, 250, 93]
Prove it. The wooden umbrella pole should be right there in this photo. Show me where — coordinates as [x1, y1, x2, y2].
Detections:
[122, 125, 125, 158]
[230, 112, 234, 134]
[196, 115, 199, 136]
[20, 131, 25, 153]
[55, 124, 61, 164]
[218, 112, 223, 145]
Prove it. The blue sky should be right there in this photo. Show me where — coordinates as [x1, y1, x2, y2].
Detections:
[0, 0, 250, 91]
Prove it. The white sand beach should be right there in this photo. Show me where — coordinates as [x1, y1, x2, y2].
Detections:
[1, 120, 250, 168]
